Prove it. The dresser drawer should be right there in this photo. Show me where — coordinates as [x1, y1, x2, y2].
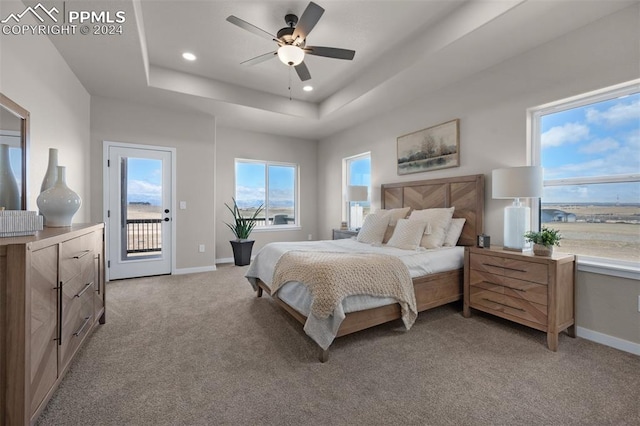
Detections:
[60, 233, 95, 283]
[60, 286, 94, 370]
[470, 287, 547, 326]
[470, 253, 548, 284]
[469, 270, 548, 306]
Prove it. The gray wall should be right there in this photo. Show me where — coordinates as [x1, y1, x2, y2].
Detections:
[0, 1, 91, 218]
[90, 96, 216, 272]
[317, 5, 640, 347]
[215, 126, 318, 261]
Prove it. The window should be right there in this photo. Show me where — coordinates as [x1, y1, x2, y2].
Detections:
[530, 80, 639, 265]
[234, 159, 298, 228]
[343, 152, 371, 229]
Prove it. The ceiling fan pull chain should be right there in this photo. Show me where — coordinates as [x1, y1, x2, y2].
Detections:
[288, 66, 292, 101]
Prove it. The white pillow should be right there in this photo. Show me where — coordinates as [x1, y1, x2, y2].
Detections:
[409, 207, 455, 249]
[356, 213, 390, 244]
[386, 219, 427, 250]
[377, 207, 411, 243]
[443, 218, 466, 247]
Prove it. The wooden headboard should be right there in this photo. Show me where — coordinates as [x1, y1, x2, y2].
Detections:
[381, 174, 485, 246]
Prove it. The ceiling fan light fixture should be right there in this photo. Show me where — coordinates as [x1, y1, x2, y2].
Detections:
[182, 52, 197, 61]
[303, 85, 313, 92]
[277, 45, 304, 66]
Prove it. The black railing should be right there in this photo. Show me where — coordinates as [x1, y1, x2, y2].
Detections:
[126, 219, 162, 253]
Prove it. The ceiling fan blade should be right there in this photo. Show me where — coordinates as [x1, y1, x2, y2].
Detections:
[295, 62, 312, 81]
[305, 46, 356, 60]
[292, 2, 324, 42]
[227, 15, 278, 42]
[241, 51, 277, 66]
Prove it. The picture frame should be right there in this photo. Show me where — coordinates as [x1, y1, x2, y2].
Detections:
[397, 119, 460, 175]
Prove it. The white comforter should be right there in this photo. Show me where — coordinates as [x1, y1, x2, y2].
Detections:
[245, 238, 463, 349]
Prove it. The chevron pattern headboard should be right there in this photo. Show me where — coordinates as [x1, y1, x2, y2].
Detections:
[381, 174, 485, 246]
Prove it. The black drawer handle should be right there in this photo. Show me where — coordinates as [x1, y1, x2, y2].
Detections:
[73, 316, 91, 337]
[483, 262, 527, 273]
[73, 250, 91, 259]
[482, 298, 525, 312]
[75, 281, 94, 298]
[480, 281, 526, 293]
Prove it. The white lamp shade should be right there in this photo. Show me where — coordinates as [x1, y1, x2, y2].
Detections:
[492, 166, 543, 199]
[347, 185, 368, 202]
[277, 45, 305, 66]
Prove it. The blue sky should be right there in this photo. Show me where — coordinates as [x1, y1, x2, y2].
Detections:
[541, 92, 639, 203]
[235, 162, 295, 208]
[126, 157, 162, 205]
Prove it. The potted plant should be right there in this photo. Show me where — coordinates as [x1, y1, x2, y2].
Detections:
[224, 198, 263, 266]
[524, 226, 562, 256]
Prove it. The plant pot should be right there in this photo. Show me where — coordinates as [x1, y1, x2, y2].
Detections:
[230, 239, 255, 266]
[533, 243, 553, 256]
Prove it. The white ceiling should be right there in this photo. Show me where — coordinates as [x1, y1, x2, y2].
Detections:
[42, 0, 636, 140]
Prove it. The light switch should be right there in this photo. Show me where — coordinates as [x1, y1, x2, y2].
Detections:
[180, 201, 187, 209]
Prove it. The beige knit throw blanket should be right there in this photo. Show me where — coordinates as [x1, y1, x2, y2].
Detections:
[271, 251, 418, 329]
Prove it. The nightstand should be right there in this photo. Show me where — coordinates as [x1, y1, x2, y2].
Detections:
[332, 229, 358, 240]
[463, 246, 576, 351]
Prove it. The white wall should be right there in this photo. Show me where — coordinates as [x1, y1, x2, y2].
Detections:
[319, 5, 639, 242]
[317, 5, 640, 347]
[215, 126, 318, 262]
[0, 1, 90, 218]
[90, 96, 216, 272]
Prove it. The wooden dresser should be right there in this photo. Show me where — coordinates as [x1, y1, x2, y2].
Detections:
[0, 224, 105, 425]
[463, 246, 575, 351]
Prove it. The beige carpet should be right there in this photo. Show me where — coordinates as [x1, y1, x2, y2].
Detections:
[37, 264, 639, 425]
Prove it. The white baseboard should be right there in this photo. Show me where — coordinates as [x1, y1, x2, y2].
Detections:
[576, 326, 640, 356]
[215, 256, 256, 265]
[173, 265, 217, 275]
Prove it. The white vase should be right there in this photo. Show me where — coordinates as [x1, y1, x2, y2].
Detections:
[0, 143, 20, 210]
[37, 166, 81, 227]
[40, 148, 59, 193]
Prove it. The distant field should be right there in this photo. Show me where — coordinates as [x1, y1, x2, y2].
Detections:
[127, 204, 161, 219]
[543, 205, 639, 262]
[543, 204, 640, 222]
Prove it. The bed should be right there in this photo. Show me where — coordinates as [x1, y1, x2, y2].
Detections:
[246, 174, 485, 361]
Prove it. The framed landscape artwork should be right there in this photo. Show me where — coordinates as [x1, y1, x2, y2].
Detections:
[397, 119, 460, 175]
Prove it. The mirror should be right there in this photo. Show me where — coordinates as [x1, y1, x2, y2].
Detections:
[0, 93, 29, 210]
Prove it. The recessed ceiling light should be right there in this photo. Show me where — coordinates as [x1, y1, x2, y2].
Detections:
[303, 85, 313, 92]
[182, 52, 197, 61]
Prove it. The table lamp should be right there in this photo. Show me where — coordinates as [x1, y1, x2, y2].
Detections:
[492, 166, 543, 251]
[347, 185, 368, 230]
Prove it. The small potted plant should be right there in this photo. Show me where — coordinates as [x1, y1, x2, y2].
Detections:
[224, 198, 263, 266]
[524, 226, 562, 256]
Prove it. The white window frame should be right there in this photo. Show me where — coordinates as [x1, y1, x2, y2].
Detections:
[527, 79, 640, 279]
[234, 158, 300, 232]
[342, 152, 371, 227]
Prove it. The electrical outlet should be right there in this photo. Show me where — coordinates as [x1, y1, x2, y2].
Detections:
[199, 244, 205, 253]
[308, 234, 312, 241]
[180, 201, 187, 210]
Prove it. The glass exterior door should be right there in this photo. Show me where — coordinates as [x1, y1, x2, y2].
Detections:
[107, 145, 173, 280]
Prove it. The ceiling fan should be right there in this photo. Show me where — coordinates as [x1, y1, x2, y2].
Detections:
[226, 1, 356, 82]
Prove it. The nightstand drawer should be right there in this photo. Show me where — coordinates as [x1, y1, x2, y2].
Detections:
[470, 253, 548, 284]
[470, 287, 547, 325]
[469, 270, 548, 306]
[333, 229, 358, 240]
